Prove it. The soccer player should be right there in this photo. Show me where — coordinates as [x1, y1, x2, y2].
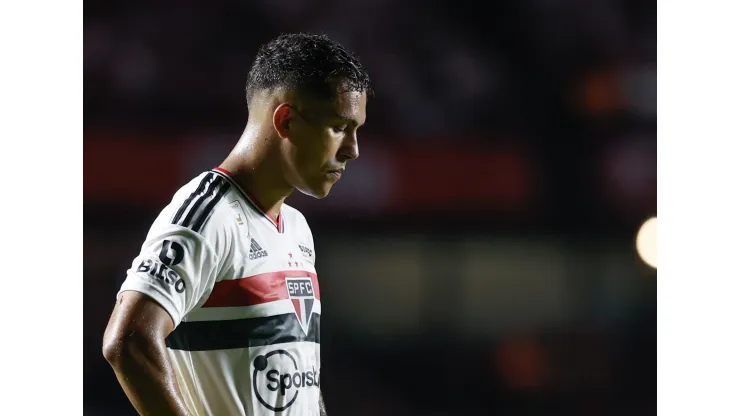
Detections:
[102, 33, 371, 416]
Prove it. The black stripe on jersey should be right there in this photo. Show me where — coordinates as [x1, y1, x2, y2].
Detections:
[172, 173, 213, 225]
[179, 176, 224, 229]
[191, 179, 230, 233]
[165, 313, 320, 351]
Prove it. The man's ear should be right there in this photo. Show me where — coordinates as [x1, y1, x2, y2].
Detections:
[273, 104, 292, 139]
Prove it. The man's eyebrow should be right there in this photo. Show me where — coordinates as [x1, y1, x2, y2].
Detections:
[333, 113, 362, 126]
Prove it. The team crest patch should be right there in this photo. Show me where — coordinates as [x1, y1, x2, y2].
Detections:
[228, 201, 246, 226]
[285, 277, 315, 335]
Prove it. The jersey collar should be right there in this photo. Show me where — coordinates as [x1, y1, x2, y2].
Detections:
[212, 167, 284, 233]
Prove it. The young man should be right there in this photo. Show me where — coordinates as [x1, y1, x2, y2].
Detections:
[102, 33, 371, 416]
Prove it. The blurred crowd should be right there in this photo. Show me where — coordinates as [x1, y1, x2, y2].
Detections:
[84, 0, 656, 230]
[84, 0, 655, 134]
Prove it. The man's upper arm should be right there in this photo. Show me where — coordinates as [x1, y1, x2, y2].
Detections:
[105, 290, 176, 347]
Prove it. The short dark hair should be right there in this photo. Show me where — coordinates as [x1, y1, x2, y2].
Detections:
[246, 33, 372, 107]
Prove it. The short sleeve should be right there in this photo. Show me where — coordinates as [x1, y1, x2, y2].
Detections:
[118, 172, 234, 326]
[118, 226, 220, 327]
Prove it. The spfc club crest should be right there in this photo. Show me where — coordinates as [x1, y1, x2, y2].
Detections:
[285, 277, 315, 335]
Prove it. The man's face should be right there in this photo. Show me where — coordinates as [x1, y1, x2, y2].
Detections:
[280, 88, 367, 198]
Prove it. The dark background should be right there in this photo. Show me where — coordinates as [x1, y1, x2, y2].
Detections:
[84, 1, 656, 414]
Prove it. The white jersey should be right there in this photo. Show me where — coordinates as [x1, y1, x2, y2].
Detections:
[117, 167, 322, 416]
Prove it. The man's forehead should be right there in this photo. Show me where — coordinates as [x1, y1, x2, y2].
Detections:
[333, 90, 366, 116]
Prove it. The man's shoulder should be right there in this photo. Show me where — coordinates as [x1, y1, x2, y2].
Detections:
[170, 171, 231, 206]
[150, 171, 237, 238]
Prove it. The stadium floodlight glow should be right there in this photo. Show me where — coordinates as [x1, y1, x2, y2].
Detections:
[636, 216, 657, 269]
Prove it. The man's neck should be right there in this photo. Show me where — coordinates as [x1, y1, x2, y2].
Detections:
[219, 147, 293, 219]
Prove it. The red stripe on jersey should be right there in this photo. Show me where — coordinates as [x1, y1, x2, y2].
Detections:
[202, 270, 320, 308]
[213, 166, 233, 176]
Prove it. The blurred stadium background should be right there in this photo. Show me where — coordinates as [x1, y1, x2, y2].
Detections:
[84, 0, 656, 414]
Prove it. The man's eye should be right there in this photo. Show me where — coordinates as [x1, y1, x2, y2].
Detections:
[332, 125, 347, 133]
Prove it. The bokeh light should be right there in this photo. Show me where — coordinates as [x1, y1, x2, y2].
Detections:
[636, 216, 657, 268]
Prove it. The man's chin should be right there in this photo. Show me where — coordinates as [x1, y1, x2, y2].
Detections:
[295, 183, 333, 199]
